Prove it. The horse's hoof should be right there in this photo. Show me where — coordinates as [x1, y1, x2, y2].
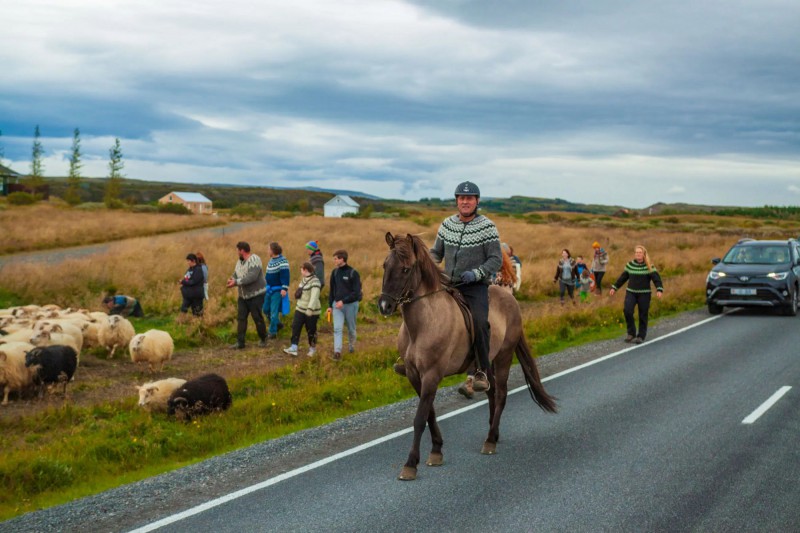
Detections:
[426, 452, 444, 466]
[398, 466, 417, 480]
[481, 441, 497, 455]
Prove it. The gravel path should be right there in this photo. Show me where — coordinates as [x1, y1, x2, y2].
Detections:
[2, 308, 711, 532]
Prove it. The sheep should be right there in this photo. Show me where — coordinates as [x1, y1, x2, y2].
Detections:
[129, 330, 174, 373]
[82, 314, 110, 349]
[98, 315, 135, 357]
[167, 373, 232, 420]
[34, 321, 85, 351]
[0, 328, 39, 345]
[29, 329, 82, 361]
[136, 378, 187, 412]
[25, 345, 78, 398]
[0, 342, 37, 405]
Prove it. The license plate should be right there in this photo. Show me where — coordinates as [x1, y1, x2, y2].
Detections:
[731, 288, 756, 296]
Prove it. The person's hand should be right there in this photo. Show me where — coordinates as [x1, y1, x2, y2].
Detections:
[460, 270, 477, 284]
[335, 300, 344, 309]
[226, 278, 236, 288]
[609, 288, 616, 296]
[305, 309, 313, 317]
[281, 289, 287, 298]
[656, 291, 663, 299]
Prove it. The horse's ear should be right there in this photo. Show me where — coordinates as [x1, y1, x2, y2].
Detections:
[385, 232, 395, 249]
[407, 234, 423, 257]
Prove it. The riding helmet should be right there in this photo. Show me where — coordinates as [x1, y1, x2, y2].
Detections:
[454, 181, 480, 198]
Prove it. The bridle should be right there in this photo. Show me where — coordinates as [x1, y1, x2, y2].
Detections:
[380, 257, 460, 309]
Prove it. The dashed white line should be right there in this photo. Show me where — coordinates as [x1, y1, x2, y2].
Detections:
[742, 386, 792, 425]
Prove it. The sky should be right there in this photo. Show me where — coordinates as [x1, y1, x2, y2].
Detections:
[1, 0, 798, 208]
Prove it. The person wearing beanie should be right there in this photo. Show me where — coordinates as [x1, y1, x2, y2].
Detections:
[591, 241, 610, 294]
[305, 240, 325, 290]
[609, 244, 664, 344]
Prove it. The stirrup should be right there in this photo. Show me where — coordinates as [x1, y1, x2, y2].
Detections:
[472, 370, 490, 392]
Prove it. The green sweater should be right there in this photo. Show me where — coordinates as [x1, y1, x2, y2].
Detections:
[612, 260, 664, 294]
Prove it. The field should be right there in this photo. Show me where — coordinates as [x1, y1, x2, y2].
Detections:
[0, 207, 794, 519]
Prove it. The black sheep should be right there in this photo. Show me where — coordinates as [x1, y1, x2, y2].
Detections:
[24, 345, 78, 397]
[167, 373, 232, 420]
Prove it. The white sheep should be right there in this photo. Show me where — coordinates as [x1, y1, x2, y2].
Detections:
[29, 329, 83, 363]
[129, 329, 174, 373]
[99, 315, 136, 358]
[0, 342, 37, 405]
[82, 314, 110, 349]
[34, 321, 85, 351]
[0, 328, 39, 345]
[136, 377, 187, 412]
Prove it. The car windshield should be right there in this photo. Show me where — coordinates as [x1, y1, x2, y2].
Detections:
[723, 245, 790, 265]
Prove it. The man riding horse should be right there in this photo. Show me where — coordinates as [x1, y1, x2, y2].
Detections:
[394, 180, 502, 392]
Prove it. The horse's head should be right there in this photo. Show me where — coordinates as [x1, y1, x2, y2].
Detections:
[378, 232, 431, 316]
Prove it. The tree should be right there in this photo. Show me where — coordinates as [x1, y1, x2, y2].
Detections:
[104, 137, 124, 208]
[64, 128, 83, 205]
[27, 125, 45, 189]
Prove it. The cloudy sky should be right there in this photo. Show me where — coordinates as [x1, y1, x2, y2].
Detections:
[1, 0, 798, 207]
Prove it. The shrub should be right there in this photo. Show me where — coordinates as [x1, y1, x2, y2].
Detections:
[7, 192, 37, 205]
[157, 203, 191, 215]
[131, 205, 159, 213]
[229, 203, 258, 217]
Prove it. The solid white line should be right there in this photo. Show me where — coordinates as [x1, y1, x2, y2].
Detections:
[129, 312, 724, 532]
[742, 386, 792, 425]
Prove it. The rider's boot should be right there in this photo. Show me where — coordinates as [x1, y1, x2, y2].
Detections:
[472, 370, 490, 392]
[457, 375, 474, 399]
[392, 358, 407, 376]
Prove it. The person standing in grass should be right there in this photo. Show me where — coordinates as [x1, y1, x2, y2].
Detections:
[264, 242, 290, 339]
[226, 241, 268, 349]
[196, 252, 209, 300]
[553, 249, 578, 305]
[591, 242, 610, 294]
[609, 244, 663, 344]
[328, 249, 362, 361]
[179, 253, 205, 317]
[578, 268, 595, 303]
[284, 262, 322, 357]
[306, 240, 325, 291]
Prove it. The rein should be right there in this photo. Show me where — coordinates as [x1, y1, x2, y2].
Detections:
[380, 260, 463, 308]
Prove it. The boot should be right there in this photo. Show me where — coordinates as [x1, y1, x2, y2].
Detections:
[392, 359, 407, 376]
[457, 376, 474, 399]
[472, 370, 490, 392]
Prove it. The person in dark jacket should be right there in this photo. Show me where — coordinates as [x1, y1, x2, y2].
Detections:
[306, 240, 325, 290]
[609, 244, 664, 344]
[328, 249, 362, 360]
[179, 253, 205, 317]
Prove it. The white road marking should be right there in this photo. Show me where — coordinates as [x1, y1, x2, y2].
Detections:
[128, 312, 724, 532]
[742, 386, 792, 425]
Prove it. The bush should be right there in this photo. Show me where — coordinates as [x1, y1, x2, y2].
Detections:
[229, 203, 258, 217]
[7, 192, 37, 205]
[131, 205, 159, 213]
[157, 203, 191, 215]
[104, 199, 126, 210]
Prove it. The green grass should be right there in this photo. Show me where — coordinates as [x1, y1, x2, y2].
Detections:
[0, 288, 708, 520]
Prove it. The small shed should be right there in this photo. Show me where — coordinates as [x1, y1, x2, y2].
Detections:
[0, 163, 21, 196]
[158, 191, 212, 214]
[324, 195, 360, 218]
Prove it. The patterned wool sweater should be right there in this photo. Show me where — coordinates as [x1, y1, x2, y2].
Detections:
[232, 254, 267, 299]
[612, 260, 664, 294]
[429, 214, 502, 284]
[295, 274, 322, 316]
[265, 255, 290, 291]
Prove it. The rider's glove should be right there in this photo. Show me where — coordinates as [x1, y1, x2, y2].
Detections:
[460, 270, 477, 284]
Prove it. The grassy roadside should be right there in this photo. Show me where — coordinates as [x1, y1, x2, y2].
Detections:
[0, 291, 707, 520]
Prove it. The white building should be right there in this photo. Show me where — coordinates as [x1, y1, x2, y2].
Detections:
[324, 195, 360, 218]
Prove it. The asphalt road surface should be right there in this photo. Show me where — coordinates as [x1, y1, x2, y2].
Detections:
[120, 310, 799, 533]
[5, 309, 797, 532]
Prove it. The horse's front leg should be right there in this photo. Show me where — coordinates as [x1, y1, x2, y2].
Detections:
[399, 372, 440, 481]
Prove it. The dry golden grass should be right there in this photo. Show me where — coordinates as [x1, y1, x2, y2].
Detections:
[0, 212, 774, 321]
[0, 203, 223, 255]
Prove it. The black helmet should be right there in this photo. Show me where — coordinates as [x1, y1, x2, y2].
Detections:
[454, 181, 480, 198]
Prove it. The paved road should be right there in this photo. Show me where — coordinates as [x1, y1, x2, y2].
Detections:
[0, 221, 262, 268]
[125, 310, 799, 532]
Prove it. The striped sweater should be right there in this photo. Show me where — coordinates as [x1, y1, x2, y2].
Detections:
[612, 260, 664, 294]
[295, 274, 322, 316]
[429, 214, 502, 284]
[265, 255, 290, 291]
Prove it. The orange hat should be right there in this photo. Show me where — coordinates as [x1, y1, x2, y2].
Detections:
[592, 241, 601, 248]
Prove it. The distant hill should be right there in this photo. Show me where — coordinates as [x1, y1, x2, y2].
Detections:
[417, 195, 625, 215]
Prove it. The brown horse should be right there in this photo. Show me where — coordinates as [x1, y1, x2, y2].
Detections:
[378, 232, 557, 481]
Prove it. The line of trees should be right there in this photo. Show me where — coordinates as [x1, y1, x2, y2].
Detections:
[5, 126, 126, 208]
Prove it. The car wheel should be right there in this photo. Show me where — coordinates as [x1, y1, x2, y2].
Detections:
[708, 302, 723, 315]
[783, 289, 798, 316]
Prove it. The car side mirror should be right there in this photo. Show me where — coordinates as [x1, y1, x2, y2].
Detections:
[711, 258, 721, 265]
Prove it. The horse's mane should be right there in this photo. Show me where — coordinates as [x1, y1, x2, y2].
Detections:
[496, 251, 517, 286]
[393, 234, 452, 292]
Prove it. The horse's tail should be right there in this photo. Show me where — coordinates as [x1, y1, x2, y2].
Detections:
[515, 336, 558, 413]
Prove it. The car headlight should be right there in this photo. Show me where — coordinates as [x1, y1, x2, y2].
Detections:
[708, 271, 726, 280]
[767, 272, 789, 280]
